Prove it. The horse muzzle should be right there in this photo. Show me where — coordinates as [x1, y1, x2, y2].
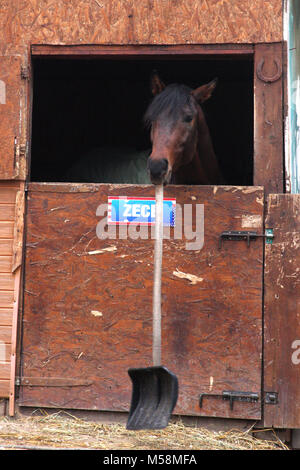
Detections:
[147, 158, 170, 185]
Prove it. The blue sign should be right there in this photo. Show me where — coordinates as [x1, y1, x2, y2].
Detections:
[108, 196, 176, 227]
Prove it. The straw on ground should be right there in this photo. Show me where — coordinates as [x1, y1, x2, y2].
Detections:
[0, 411, 289, 450]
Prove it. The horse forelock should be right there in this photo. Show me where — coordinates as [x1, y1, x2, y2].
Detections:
[144, 84, 195, 128]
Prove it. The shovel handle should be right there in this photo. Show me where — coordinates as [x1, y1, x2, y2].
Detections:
[153, 184, 163, 367]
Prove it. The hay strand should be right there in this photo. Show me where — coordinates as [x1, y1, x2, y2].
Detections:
[0, 412, 289, 450]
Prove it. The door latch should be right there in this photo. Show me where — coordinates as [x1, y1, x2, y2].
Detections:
[219, 229, 274, 249]
[199, 390, 259, 410]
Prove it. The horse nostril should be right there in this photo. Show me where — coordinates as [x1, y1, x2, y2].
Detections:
[161, 158, 168, 171]
[148, 158, 168, 177]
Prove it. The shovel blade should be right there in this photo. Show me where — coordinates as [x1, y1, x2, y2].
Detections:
[126, 366, 178, 430]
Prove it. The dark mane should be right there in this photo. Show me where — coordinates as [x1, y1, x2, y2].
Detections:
[144, 83, 194, 128]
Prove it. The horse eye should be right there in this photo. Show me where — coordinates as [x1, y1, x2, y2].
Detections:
[183, 115, 193, 123]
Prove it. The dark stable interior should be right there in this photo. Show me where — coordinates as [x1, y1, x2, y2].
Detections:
[30, 56, 254, 185]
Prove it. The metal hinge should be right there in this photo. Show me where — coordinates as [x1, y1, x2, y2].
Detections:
[16, 377, 92, 387]
[199, 390, 259, 410]
[219, 229, 274, 249]
[264, 392, 279, 405]
[21, 66, 30, 80]
[19, 144, 27, 159]
[14, 141, 27, 170]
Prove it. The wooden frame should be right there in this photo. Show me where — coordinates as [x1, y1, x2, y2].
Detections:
[254, 43, 284, 194]
[9, 187, 25, 416]
[31, 44, 254, 58]
[29, 42, 284, 194]
[0, 182, 24, 416]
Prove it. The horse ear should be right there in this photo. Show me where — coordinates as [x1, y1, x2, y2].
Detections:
[192, 78, 218, 103]
[151, 71, 166, 96]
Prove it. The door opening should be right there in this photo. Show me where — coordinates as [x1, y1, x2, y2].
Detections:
[30, 53, 254, 185]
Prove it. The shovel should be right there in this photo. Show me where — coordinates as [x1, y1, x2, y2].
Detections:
[126, 184, 178, 430]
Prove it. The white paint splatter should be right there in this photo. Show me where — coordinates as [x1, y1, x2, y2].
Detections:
[0, 80, 6, 104]
[91, 310, 103, 317]
[88, 246, 117, 255]
[173, 269, 203, 285]
[241, 214, 262, 228]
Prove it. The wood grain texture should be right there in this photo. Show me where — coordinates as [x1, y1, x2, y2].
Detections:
[0, 380, 9, 397]
[0, 0, 283, 47]
[0, 185, 20, 204]
[12, 190, 25, 272]
[0, 222, 14, 239]
[0, 326, 12, 343]
[254, 43, 284, 194]
[0, 274, 14, 291]
[20, 183, 264, 419]
[264, 194, 300, 428]
[0, 291, 14, 309]
[0, 182, 21, 398]
[0, 240, 14, 256]
[0, 257, 12, 273]
[0, 309, 14, 326]
[9, 266, 22, 415]
[0, 56, 21, 180]
[0, 362, 10, 380]
[31, 44, 255, 57]
[0, 205, 15, 221]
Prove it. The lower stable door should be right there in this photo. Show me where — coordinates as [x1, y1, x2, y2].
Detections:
[19, 183, 264, 420]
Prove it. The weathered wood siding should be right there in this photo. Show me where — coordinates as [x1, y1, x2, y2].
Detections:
[0, 182, 22, 400]
[264, 194, 300, 429]
[0, 0, 282, 54]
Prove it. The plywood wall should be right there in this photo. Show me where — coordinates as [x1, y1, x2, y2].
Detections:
[0, 0, 283, 53]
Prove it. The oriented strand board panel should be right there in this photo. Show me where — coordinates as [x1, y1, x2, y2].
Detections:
[264, 194, 300, 429]
[0, 0, 282, 46]
[0, 56, 21, 180]
[20, 183, 264, 419]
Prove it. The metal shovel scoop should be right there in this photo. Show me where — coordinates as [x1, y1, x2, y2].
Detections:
[126, 184, 178, 430]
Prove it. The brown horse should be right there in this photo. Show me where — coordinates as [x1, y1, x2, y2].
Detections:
[145, 73, 224, 185]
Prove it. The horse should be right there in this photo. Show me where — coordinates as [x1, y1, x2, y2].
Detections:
[66, 146, 151, 184]
[145, 73, 224, 185]
[66, 73, 223, 186]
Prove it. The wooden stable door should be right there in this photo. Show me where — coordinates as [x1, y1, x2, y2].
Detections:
[19, 183, 264, 420]
[264, 194, 300, 429]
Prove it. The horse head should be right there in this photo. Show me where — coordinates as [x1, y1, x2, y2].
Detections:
[145, 73, 220, 185]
